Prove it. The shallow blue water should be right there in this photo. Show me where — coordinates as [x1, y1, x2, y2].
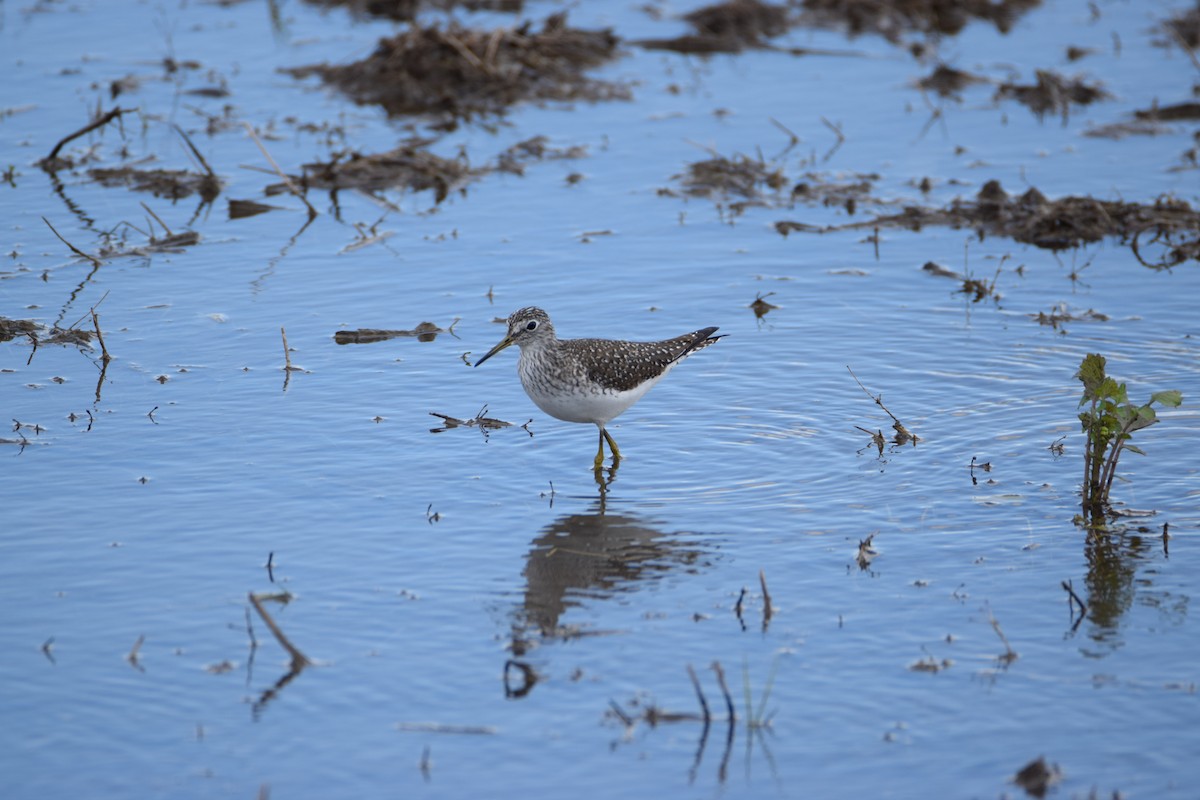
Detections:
[2, 1, 1199, 798]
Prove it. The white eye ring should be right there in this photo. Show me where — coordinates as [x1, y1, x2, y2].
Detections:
[525, 320, 538, 331]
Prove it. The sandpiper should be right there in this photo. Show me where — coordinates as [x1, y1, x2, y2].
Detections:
[474, 307, 723, 469]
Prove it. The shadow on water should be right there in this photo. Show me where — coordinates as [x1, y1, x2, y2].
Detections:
[503, 500, 711, 698]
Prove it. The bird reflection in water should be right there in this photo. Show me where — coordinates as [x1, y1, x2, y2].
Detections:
[504, 501, 709, 698]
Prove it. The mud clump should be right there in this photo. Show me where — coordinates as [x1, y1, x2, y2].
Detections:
[285, 13, 626, 122]
[994, 69, 1110, 122]
[637, 0, 792, 54]
[798, 0, 1042, 42]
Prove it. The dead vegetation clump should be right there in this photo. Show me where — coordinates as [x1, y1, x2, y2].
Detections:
[917, 64, 988, 99]
[276, 144, 473, 203]
[285, 13, 626, 122]
[637, 0, 792, 54]
[88, 166, 222, 203]
[678, 154, 787, 199]
[1133, 100, 1200, 122]
[1155, 1, 1200, 52]
[797, 0, 1042, 42]
[790, 172, 879, 211]
[820, 180, 1200, 266]
[493, 135, 588, 175]
[303, 0, 522, 22]
[0, 317, 94, 347]
[262, 135, 586, 203]
[994, 69, 1110, 122]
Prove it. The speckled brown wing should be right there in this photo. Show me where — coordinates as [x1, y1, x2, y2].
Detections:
[564, 327, 721, 393]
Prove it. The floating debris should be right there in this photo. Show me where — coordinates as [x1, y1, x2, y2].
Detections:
[429, 405, 514, 433]
[1029, 302, 1109, 330]
[285, 13, 626, 122]
[908, 654, 952, 672]
[1083, 119, 1173, 140]
[810, 180, 1200, 259]
[748, 292, 778, 318]
[334, 321, 454, 345]
[855, 533, 877, 569]
[917, 64, 988, 99]
[678, 153, 786, 199]
[636, 0, 792, 54]
[280, 145, 471, 204]
[228, 198, 282, 219]
[304, 0, 523, 22]
[1133, 100, 1200, 122]
[994, 69, 1110, 122]
[493, 135, 588, 175]
[798, 0, 1042, 42]
[1012, 756, 1062, 798]
[88, 166, 221, 203]
[1155, 2, 1200, 52]
[0, 317, 95, 348]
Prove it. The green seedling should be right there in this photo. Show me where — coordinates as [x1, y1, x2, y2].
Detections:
[1076, 353, 1181, 514]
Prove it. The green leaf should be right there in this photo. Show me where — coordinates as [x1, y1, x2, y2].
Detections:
[1150, 389, 1183, 408]
[1076, 353, 1107, 397]
[1124, 444, 1146, 456]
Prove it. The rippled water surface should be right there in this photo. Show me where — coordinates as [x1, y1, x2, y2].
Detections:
[2, 0, 1199, 798]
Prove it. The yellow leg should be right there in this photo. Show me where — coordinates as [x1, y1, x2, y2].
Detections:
[602, 428, 622, 464]
[594, 426, 623, 471]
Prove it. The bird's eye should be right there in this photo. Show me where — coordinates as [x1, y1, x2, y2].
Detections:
[525, 320, 538, 331]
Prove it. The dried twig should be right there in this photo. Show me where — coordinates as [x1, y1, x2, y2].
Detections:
[248, 591, 311, 670]
[396, 722, 496, 735]
[711, 661, 735, 722]
[173, 123, 215, 178]
[126, 634, 146, 671]
[759, 569, 773, 628]
[281, 327, 296, 371]
[242, 122, 317, 218]
[139, 202, 173, 238]
[847, 365, 917, 443]
[45, 106, 134, 163]
[91, 310, 111, 363]
[988, 608, 1018, 664]
[1061, 579, 1088, 618]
